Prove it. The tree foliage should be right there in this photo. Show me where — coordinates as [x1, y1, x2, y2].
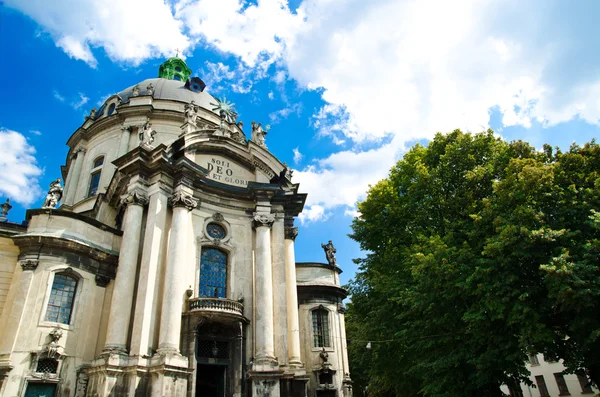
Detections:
[347, 130, 600, 396]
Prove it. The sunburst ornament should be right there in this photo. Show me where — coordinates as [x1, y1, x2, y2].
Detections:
[210, 97, 238, 123]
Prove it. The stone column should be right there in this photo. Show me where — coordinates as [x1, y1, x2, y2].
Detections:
[103, 190, 148, 352]
[63, 148, 86, 206]
[284, 226, 303, 367]
[118, 125, 132, 157]
[130, 188, 168, 356]
[253, 213, 277, 364]
[157, 191, 198, 354]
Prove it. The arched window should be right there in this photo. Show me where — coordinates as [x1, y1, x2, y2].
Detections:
[199, 248, 227, 298]
[87, 156, 104, 197]
[312, 307, 330, 347]
[45, 273, 78, 324]
[107, 103, 116, 116]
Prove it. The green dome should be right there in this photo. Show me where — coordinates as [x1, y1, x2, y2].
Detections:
[158, 57, 192, 82]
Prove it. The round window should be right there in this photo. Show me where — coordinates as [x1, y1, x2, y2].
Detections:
[207, 223, 226, 239]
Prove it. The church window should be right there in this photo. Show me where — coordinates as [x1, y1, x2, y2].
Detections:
[45, 273, 77, 324]
[312, 307, 330, 348]
[199, 248, 227, 298]
[87, 156, 104, 197]
[207, 223, 226, 239]
[107, 103, 116, 116]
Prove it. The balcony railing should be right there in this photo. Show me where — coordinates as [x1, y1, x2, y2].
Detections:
[188, 297, 244, 317]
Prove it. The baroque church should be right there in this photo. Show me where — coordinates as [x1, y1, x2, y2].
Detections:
[0, 57, 352, 397]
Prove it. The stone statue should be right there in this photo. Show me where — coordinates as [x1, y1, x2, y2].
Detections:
[138, 120, 156, 148]
[184, 100, 198, 125]
[132, 85, 140, 97]
[47, 327, 63, 357]
[0, 198, 12, 221]
[319, 347, 329, 363]
[146, 83, 154, 96]
[283, 162, 293, 180]
[89, 108, 96, 119]
[321, 240, 337, 266]
[42, 179, 63, 209]
[251, 121, 268, 148]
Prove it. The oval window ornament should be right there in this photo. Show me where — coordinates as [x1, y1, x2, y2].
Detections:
[207, 223, 226, 239]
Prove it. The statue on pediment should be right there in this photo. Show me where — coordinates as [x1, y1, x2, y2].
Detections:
[184, 100, 199, 125]
[42, 179, 63, 209]
[138, 120, 156, 148]
[251, 121, 269, 148]
[321, 240, 337, 266]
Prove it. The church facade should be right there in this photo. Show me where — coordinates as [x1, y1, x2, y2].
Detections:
[0, 58, 352, 397]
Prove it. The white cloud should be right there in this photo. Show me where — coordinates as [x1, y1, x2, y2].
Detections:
[344, 208, 360, 218]
[53, 90, 65, 102]
[71, 93, 89, 110]
[5, 0, 190, 66]
[298, 204, 331, 224]
[29, 130, 42, 136]
[201, 61, 265, 94]
[0, 129, 44, 206]
[293, 136, 405, 212]
[269, 103, 302, 124]
[10, 0, 600, 221]
[293, 147, 303, 164]
[176, 0, 303, 68]
[268, 91, 275, 100]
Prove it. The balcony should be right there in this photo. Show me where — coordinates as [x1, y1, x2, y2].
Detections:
[188, 298, 246, 322]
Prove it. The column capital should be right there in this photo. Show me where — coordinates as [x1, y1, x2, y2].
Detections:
[121, 189, 149, 207]
[284, 226, 298, 241]
[169, 191, 198, 211]
[20, 259, 39, 271]
[69, 147, 86, 160]
[253, 213, 275, 229]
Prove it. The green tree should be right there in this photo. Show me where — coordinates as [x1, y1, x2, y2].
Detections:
[347, 130, 600, 396]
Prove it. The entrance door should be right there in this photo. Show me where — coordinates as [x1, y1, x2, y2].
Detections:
[24, 383, 57, 397]
[196, 365, 226, 397]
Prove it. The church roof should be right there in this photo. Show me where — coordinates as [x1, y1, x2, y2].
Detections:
[117, 78, 220, 116]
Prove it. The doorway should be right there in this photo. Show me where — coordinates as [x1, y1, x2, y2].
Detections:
[24, 383, 57, 397]
[196, 364, 226, 397]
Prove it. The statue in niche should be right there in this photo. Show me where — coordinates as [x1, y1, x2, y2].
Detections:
[184, 100, 198, 125]
[251, 121, 269, 148]
[132, 84, 140, 97]
[321, 240, 337, 266]
[138, 120, 156, 148]
[146, 83, 154, 96]
[42, 179, 63, 209]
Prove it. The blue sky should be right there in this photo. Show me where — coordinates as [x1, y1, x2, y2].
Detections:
[1, 0, 600, 286]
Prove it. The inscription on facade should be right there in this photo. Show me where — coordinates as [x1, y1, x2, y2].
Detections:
[197, 155, 254, 187]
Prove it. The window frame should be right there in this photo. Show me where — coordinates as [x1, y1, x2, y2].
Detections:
[311, 306, 331, 349]
[87, 155, 104, 197]
[554, 372, 571, 396]
[39, 267, 83, 329]
[198, 247, 228, 298]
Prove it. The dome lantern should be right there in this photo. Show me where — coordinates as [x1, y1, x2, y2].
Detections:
[158, 57, 192, 82]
